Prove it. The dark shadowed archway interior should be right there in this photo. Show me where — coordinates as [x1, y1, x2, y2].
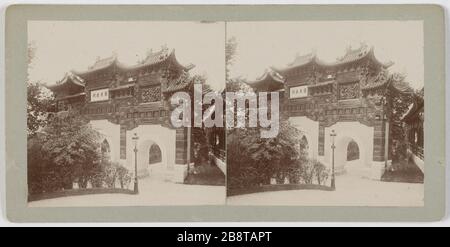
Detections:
[101, 139, 111, 161]
[347, 139, 360, 161]
[299, 135, 309, 156]
[149, 143, 162, 165]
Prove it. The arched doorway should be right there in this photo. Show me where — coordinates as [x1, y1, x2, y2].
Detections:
[149, 144, 162, 165]
[101, 139, 111, 161]
[347, 139, 360, 161]
[136, 139, 165, 178]
[299, 135, 309, 157]
[334, 136, 364, 176]
[324, 122, 374, 178]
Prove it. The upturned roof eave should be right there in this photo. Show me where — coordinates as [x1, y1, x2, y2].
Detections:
[247, 71, 285, 90]
[275, 47, 392, 74]
[46, 73, 85, 92]
[72, 49, 193, 77]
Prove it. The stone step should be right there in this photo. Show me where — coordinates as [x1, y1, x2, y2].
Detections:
[148, 164, 173, 182]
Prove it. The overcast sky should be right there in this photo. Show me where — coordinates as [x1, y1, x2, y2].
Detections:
[228, 21, 423, 89]
[28, 21, 225, 91]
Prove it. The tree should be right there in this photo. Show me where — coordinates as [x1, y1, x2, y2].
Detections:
[225, 37, 308, 189]
[27, 83, 55, 137]
[27, 42, 55, 138]
[185, 74, 216, 167]
[38, 111, 102, 190]
[227, 120, 306, 189]
[384, 74, 415, 162]
[225, 37, 237, 81]
[248, 121, 303, 184]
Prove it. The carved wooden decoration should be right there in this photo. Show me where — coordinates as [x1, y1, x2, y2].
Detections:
[339, 82, 360, 100]
[140, 86, 161, 103]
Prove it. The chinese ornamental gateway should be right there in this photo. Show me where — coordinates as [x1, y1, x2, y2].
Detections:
[47, 47, 196, 183]
[248, 44, 403, 179]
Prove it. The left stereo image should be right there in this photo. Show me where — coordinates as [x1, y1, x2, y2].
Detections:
[26, 21, 226, 207]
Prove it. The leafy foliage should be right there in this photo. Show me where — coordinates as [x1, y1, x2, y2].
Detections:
[99, 161, 132, 189]
[225, 37, 238, 80]
[227, 120, 330, 190]
[27, 83, 55, 137]
[28, 111, 101, 192]
[296, 159, 329, 185]
[192, 127, 210, 166]
[27, 111, 132, 195]
[385, 79, 417, 163]
[227, 120, 311, 189]
[27, 43, 55, 138]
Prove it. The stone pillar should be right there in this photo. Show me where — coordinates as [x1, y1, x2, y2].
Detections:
[120, 125, 127, 160]
[175, 127, 188, 164]
[372, 119, 386, 179]
[318, 123, 325, 156]
[173, 127, 189, 183]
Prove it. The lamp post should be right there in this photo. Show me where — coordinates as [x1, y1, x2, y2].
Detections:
[132, 133, 139, 194]
[330, 130, 337, 191]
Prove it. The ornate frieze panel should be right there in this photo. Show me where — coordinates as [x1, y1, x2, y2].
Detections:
[309, 83, 333, 96]
[140, 85, 161, 103]
[338, 82, 360, 100]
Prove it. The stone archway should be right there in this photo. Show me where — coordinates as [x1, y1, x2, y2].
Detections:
[289, 116, 319, 159]
[149, 143, 162, 165]
[101, 139, 111, 161]
[90, 120, 120, 162]
[136, 139, 164, 177]
[334, 136, 365, 175]
[299, 135, 310, 157]
[127, 124, 177, 181]
[324, 121, 374, 177]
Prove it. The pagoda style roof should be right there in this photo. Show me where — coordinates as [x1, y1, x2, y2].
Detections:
[361, 69, 390, 91]
[162, 71, 196, 94]
[129, 47, 194, 72]
[287, 52, 317, 68]
[274, 44, 393, 74]
[337, 44, 372, 64]
[247, 69, 285, 91]
[362, 70, 414, 94]
[89, 55, 118, 71]
[71, 54, 119, 76]
[46, 72, 85, 92]
[402, 87, 424, 122]
[72, 47, 194, 77]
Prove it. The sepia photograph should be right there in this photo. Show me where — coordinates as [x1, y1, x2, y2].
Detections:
[226, 21, 425, 206]
[3, 3, 447, 225]
[26, 21, 226, 206]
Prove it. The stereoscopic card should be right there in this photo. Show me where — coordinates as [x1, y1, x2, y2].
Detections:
[4, 5, 446, 222]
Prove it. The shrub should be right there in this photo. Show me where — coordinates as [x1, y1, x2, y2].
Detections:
[92, 161, 132, 189]
[116, 165, 132, 189]
[28, 135, 67, 194]
[284, 159, 329, 186]
[312, 160, 329, 185]
[102, 162, 118, 188]
[299, 159, 315, 184]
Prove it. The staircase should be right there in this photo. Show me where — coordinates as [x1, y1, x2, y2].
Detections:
[147, 163, 173, 181]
